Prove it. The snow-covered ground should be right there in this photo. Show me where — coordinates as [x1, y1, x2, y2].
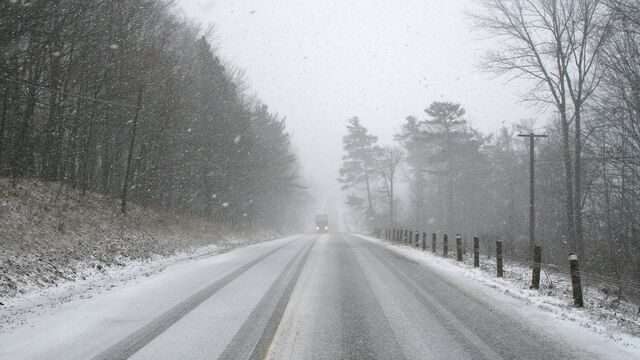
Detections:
[0, 237, 260, 333]
[357, 234, 640, 357]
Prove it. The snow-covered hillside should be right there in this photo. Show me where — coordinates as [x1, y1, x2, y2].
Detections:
[0, 179, 278, 301]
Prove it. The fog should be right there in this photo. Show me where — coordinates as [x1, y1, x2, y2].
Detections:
[177, 0, 538, 228]
[2, 2, 640, 352]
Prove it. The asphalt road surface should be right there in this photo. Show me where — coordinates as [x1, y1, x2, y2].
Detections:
[1, 233, 623, 359]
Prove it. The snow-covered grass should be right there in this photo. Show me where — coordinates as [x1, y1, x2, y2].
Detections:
[0, 178, 279, 308]
[1, 242, 219, 332]
[357, 234, 640, 354]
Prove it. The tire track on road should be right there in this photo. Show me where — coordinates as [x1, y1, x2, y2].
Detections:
[358, 238, 503, 360]
[263, 235, 322, 360]
[218, 236, 317, 360]
[338, 235, 407, 360]
[92, 237, 302, 360]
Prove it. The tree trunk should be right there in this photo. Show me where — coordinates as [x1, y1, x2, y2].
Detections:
[120, 88, 143, 215]
[560, 108, 576, 251]
[574, 106, 584, 260]
[389, 172, 394, 225]
[364, 163, 373, 221]
[0, 88, 7, 171]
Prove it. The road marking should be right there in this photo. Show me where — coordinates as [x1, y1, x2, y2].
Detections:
[264, 235, 322, 359]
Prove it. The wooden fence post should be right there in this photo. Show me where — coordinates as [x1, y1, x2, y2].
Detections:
[531, 245, 541, 290]
[456, 234, 463, 261]
[432, 233, 436, 253]
[415, 231, 419, 248]
[443, 234, 448, 257]
[569, 253, 584, 308]
[496, 241, 503, 277]
[404, 229, 408, 244]
[422, 232, 427, 251]
[473, 237, 479, 268]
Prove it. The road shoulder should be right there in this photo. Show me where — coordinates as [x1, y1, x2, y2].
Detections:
[355, 233, 640, 360]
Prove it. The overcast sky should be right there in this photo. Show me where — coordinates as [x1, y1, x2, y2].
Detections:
[177, 0, 540, 216]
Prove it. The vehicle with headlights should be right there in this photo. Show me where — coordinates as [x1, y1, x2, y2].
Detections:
[315, 214, 329, 232]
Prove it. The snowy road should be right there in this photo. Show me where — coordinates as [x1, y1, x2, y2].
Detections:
[0, 233, 635, 359]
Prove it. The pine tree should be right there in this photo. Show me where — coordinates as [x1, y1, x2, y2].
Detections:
[397, 102, 489, 233]
[338, 117, 381, 224]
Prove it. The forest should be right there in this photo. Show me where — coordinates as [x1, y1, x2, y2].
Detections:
[339, 0, 640, 283]
[0, 0, 305, 232]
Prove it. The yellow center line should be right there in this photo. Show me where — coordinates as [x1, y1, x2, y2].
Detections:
[264, 235, 321, 359]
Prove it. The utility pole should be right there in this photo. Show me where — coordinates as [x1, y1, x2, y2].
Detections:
[518, 132, 548, 252]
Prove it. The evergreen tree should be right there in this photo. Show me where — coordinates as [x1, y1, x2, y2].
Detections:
[338, 117, 381, 225]
[397, 101, 490, 233]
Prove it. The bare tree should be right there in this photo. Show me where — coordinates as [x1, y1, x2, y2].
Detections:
[472, 0, 613, 258]
[378, 146, 403, 225]
[586, 0, 640, 278]
[0, 0, 305, 231]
